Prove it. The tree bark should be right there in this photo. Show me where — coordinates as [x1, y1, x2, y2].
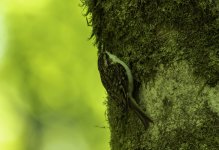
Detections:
[83, 0, 219, 149]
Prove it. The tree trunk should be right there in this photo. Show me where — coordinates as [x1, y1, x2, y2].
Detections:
[83, 0, 219, 149]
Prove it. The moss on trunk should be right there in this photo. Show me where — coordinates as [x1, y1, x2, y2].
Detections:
[83, 0, 219, 149]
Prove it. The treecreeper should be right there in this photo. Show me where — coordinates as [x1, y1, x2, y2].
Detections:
[98, 50, 152, 129]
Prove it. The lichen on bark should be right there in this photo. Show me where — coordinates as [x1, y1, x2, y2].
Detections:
[82, 0, 219, 149]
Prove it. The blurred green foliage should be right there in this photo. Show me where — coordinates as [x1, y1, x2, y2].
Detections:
[0, 1, 109, 150]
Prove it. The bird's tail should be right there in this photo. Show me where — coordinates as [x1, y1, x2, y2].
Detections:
[129, 97, 153, 129]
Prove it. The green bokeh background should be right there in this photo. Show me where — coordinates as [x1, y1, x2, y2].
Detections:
[0, 0, 110, 150]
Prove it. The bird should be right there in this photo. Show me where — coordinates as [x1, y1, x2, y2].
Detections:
[98, 51, 152, 129]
